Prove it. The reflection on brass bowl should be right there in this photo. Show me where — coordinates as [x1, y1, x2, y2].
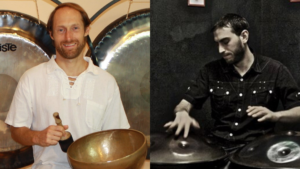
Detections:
[67, 129, 147, 169]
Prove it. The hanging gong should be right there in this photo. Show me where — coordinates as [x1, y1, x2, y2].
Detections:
[230, 131, 300, 169]
[0, 10, 54, 169]
[92, 12, 150, 137]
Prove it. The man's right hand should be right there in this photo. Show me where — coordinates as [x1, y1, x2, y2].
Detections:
[33, 125, 68, 147]
[164, 110, 200, 138]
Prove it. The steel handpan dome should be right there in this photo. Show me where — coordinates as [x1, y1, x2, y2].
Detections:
[150, 132, 227, 168]
[230, 131, 300, 169]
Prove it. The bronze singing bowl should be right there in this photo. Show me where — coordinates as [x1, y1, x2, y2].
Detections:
[67, 129, 147, 169]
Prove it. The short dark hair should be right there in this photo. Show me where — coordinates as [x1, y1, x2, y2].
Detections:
[211, 13, 249, 36]
[47, 2, 91, 35]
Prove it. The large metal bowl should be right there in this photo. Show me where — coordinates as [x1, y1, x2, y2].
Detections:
[67, 129, 147, 169]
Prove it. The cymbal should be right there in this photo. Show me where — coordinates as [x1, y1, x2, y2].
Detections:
[151, 133, 227, 164]
[230, 131, 300, 169]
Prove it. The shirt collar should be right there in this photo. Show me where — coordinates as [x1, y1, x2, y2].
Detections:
[220, 53, 262, 74]
[46, 55, 99, 75]
[46, 55, 61, 74]
[83, 56, 99, 75]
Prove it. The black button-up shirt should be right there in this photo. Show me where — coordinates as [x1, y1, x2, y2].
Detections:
[184, 54, 300, 142]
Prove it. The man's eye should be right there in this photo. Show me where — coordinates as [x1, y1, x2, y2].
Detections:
[222, 40, 230, 44]
[73, 27, 79, 30]
[58, 29, 64, 33]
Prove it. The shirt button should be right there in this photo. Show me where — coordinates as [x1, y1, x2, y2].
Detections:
[238, 108, 241, 112]
[239, 93, 243, 97]
[240, 78, 243, 82]
[226, 91, 230, 95]
[253, 90, 257, 94]
[229, 133, 233, 137]
[187, 87, 190, 90]
[210, 89, 213, 93]
[234, 122, 239, 126]
[269, 90, 272, 94]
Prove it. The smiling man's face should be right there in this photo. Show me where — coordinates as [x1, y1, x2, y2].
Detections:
[50, 7, 89, 59]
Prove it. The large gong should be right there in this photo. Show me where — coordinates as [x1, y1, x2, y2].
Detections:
[93, 12, 150, 137]
[0, 11, 54, 168]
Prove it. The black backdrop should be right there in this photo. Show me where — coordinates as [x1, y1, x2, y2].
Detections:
[151, 0, 300, 134]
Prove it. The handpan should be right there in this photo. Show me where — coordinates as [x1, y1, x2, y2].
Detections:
[230, 131, 300, 169]
[151, 132, 227, 168]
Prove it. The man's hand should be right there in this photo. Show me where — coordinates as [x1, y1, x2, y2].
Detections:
[247, 106, 278, 122]
[164, 110, 200, 138]
[33, 125, 69, 147]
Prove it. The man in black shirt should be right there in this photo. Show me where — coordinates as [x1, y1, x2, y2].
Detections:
[164, 13, 300, 148]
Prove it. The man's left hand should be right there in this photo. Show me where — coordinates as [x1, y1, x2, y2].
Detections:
[247, 106, 278, 122]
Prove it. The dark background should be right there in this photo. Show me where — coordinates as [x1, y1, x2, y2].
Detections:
[151, 0, 300, 134]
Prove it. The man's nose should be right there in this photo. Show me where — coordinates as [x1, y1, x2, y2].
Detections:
[65, 30, 72, 41]
[218, 45, 225, 54]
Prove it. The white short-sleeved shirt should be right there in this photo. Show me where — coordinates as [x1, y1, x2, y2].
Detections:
[5, 56, 130, 169]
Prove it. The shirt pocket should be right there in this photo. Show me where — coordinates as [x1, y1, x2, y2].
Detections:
[250, 88, 274, 106]
[210, 88, 231, 108]
[86, 100, 106, 130]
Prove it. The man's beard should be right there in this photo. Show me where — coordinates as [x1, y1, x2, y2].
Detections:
[225, 41, 245, 65]
[55, 39, 85, 59]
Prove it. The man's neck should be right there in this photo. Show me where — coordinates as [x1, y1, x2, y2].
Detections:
[233, 47, 254, 77]
[55, 53, 88, 76]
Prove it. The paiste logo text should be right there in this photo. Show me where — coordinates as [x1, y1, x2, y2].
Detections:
[0, 43, 17, 52]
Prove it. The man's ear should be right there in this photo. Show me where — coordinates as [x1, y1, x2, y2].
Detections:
[84, 26, 91, 37]
[49, 31, 54, 40]
[240, 30, 249, 43]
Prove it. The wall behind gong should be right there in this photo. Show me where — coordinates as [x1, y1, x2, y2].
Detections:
[151, 0, 300, 133]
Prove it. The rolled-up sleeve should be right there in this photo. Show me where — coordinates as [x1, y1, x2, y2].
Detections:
[276, 65, 300, 109]
[183, 66, 210, 109]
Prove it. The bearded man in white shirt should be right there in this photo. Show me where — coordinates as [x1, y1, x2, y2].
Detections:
[5, 3, 130, 169]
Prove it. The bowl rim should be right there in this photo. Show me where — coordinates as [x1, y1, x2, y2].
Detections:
[67, 128, 147, 164]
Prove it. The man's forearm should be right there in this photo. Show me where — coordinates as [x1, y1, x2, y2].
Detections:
[174, 99, 193, 113]
[10, 126, 39, 146]
[276, 106, 300, 123]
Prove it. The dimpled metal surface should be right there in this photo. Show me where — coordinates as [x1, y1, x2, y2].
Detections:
[151, 133, 227, 164]
[231, 131, 300, 169]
